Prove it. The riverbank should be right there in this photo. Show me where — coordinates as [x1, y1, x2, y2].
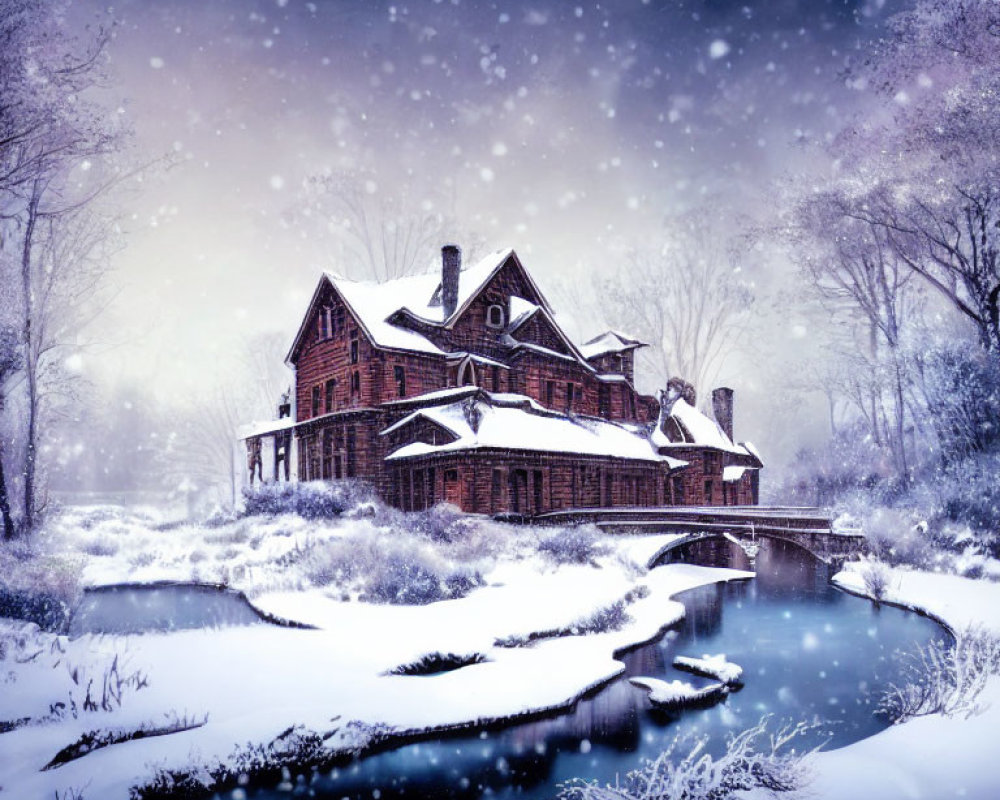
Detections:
[799, 566, 1000, 800]
[0, 506, 751, 800]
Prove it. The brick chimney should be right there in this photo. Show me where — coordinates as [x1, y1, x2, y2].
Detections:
[712, 387, 734, 442]
[441, 244, 461, 319]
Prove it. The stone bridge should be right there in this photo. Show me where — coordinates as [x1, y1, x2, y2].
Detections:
[532, 506, 865, 566]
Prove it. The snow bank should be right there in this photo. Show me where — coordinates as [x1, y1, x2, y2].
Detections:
[0, 514, 751, 800]
[771, 565, 1000, 800]
[628, 676, 728, 707]
[673, 653, 744, 686]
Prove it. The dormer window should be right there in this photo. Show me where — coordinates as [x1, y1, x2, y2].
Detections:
[486, 304, 505, 329]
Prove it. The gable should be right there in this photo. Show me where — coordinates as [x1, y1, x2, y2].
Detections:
[384, 415, 460, 450]
[448, 252, 550, 330]
[286, 277, 356, 365]
[513, 311, 572, 356]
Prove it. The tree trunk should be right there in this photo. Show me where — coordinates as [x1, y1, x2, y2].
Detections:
[0, 444, 15, 540]
[20, 183, 41, 533]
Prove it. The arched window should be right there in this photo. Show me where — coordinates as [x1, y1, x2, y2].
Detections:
[459, 358, 477, 386]
[486, 304, 505, 329]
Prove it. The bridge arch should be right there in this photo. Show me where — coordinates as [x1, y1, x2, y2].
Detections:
[647, 529, 846, 570]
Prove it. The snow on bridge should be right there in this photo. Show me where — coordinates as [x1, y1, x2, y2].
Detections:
[532, 506, 866, 565]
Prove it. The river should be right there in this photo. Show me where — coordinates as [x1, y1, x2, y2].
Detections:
[229, 536, 946, 800]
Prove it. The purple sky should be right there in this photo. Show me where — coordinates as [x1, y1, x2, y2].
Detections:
[74, 0, 904, 457]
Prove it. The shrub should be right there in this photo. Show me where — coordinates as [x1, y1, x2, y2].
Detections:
[79, 536, 119, 557]
[364, 555, 483, 606]
[557, 715, 814, 800]
[405, 503, 480, 543]
[301, 532, 485, 605]
[0, 541, 81, 631]
[879, 627, 1000, 724]
[385, 652, 488, 676]
[575, 600, 630, 635]
[241, 481, 377, 519]
[859, 558, 891, 602]
[539, 525, 609, 565]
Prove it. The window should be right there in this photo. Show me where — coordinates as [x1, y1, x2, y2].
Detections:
[565, 382, 575, 412]
[349, 330, 359, 364]
[626, 389, 637, 420]
[598, 385, 611, 419]
[491, 468, 503, 512]
[394, 365, 406, 397]
[486, 304, 505, 329]
[491, 366, 500, 393]
[704, 480, 713, 504]
[672, 476, 685, 505]
[318, 309, 329, 340]
[459, 359, 476, 386]
[311, 385, 321, 417]
[703, 452, 717, 475]
[350, 370, 360, 396]
[546, 381, 555, 407]
[325, 379, 336, 413]
[346, 427, 356, 478]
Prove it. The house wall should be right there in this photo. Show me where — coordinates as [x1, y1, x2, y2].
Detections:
[386, 450, 679, 515]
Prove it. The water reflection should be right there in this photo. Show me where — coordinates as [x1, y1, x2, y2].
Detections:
[237, 538, 947, 800]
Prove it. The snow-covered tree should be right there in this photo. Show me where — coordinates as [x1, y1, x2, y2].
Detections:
[596, 208, 755, 399]
[841, 0, 1000, 352]
[0, 0, 126, 532]
[292, 167, 447, 283]
[0, 324, 21, 539]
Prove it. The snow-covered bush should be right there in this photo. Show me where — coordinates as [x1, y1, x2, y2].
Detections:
[78, 535, 119, 557]
[539, 525, 609, 565]
[365, 554, 483, 605]
[575, 599, 631, 634]
[858, 558, 891, 602]
[385, 651, 488, 676]
[241, 480, 377, 519]
[879, 628, 1000, 724]
[0, 540, 81, 630]
[403, 502, 480, 543]
[300, 531, 485, 605]
[936, 452, 1000, 555]
[921, 346, 1000, 459]
[558, 715, 814, 800]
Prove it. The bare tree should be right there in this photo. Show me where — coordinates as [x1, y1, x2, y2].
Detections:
[0, 324, 21, 538]
[294, 168, 446, 283]
[596, 209, 754, 399]
[788, 187, 924, 477]
[0, 1, 125, 532]
[837, 0, 1000, 352]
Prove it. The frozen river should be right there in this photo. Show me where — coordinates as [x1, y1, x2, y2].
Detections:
[230, 537, 947, 800]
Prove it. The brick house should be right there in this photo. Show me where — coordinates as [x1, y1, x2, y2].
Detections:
[241, 246, 762, 514]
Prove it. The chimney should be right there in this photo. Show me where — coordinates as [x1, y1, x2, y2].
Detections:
[441, 244, 461, 319]
[712, 387, 734, 442]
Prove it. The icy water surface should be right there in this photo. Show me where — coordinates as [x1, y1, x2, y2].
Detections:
[68, 582, 265, 635]
[233, 538, 947, 800]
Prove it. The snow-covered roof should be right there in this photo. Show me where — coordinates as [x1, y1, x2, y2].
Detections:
[328, 247, 518, 332]
[382, 395, 686, 467]
[652, 398, 758, 459]
[722, 466, 751, 482]
[381, 386, 481, 407]
[579, 331, 647, 360]
[507, 295, 541, 330]
[237, 417, 296, 441]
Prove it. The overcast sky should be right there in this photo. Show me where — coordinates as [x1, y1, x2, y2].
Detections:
[73, 0, 904, 455]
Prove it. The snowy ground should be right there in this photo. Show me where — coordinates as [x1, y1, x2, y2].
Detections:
[0, 506, 750, 800]
[782, 565, 1000, 800]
